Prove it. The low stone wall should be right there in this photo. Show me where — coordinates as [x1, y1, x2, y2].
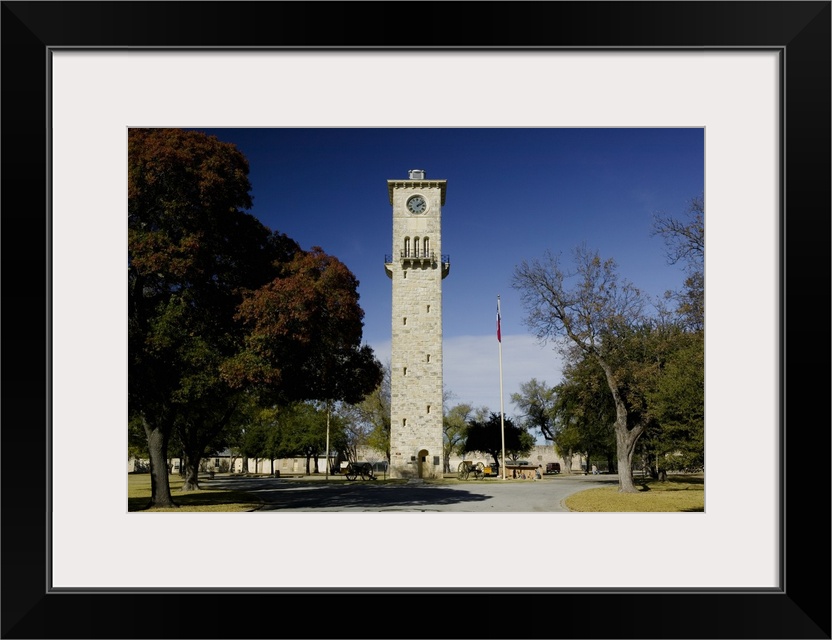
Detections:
[504, 465, 540, 480]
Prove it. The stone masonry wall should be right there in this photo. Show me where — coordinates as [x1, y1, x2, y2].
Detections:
[389, 180, 445, 478]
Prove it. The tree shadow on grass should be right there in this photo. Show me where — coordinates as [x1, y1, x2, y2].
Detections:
[640, 475, 705, 491]
[670, 474, 704, 485]
[128, 489, 259, 512]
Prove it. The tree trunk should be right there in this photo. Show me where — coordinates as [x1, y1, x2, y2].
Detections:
[614, 420, 645, 493]
[597, 358, 646, 493]
[145, 424, 176, 508]
[181, 452, 201, 491]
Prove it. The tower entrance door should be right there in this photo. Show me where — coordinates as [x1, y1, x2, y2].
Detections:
[417, 449, 429, 479]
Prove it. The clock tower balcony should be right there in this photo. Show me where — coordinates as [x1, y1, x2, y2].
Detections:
[385, 252, 450, 279]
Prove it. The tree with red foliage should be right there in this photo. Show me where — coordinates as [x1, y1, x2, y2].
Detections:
[129, 129, 381, 507]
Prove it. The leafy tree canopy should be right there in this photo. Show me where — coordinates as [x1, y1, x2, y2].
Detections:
[128, 128, 382, 505]
[462, 412, 534, 466]
[511, 378, 558, 442]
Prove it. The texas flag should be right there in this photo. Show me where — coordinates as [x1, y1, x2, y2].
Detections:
[496, 302, 502, 343]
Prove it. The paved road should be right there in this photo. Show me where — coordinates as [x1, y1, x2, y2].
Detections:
[209, 473, 618, 512]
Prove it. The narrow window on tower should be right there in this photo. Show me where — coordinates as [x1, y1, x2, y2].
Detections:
[426, 405, 431, 414]
[403, 271, 407, 279]
[403, 418, 407, 427]
[404, 237, 410, 257]
[423, 237, 430, 257]
[403, 317, 407, 325]
[426, 354, 431, 363]
[403, 367, 407, 376]
[414, 237, 420, 257]
[426, 304, 431, 313]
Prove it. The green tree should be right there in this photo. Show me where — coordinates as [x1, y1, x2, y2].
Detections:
[129, 128, 264, 504]
[513, 243, 650, 492]
[647, 196, 705, 476]
[547, 317, 703, 481]
[442, 401, 488, 472]
[553, 356, 618, 473]
[511, 378, 558, 443]
[128, 415, 149, 470]
[129, 128, 382, 507]
[462, 413, 534, 468]
[274, 402, 331, 474]
[638, 327, 705, 477]
[240, 403, 294, 476]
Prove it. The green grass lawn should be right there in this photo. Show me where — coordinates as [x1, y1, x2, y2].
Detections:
[563, 474, 704, 512]
[128, 474, 261, 512]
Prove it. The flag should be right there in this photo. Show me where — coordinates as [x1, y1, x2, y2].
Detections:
[496, 302, 501, 343]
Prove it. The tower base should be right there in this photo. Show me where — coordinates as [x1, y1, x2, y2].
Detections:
[388, 450, 442, 480]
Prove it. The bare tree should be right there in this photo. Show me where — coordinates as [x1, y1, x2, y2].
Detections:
[652, 194, 704, 331]
[512, 244, 648, 493]
[346, 360, 391, 461]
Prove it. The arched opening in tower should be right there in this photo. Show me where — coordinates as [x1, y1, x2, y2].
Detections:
[417, 448, 429, 479]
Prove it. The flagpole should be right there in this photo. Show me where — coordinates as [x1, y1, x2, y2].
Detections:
[497, 295, 506, 480]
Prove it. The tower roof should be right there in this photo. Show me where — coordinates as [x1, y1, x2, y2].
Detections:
[387, 177, 447, 205]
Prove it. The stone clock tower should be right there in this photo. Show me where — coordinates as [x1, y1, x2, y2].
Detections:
[384, 170, 449, 479]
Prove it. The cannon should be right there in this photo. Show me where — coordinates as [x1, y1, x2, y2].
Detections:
[343, 461, 375, 481]
[457, 460, 486, 480]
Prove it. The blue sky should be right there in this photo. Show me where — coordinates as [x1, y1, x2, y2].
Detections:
[189, 127, 704, 419]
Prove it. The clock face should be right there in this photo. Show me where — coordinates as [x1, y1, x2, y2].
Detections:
[406, 195, 427, 214]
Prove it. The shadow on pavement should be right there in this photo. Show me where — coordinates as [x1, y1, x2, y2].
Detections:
[216, 479, 491, 511]
[256, 482, 490, 511]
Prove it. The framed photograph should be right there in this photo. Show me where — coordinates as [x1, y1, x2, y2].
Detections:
[3, 2, 829, 638]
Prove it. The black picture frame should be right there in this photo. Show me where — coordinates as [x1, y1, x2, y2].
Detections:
[2, 2, 829, 638]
